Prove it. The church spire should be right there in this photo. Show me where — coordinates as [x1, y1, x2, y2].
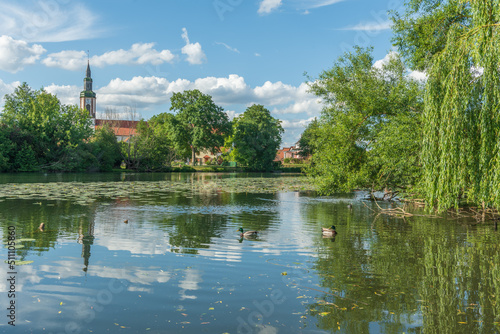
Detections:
[86, 60, 91, 78]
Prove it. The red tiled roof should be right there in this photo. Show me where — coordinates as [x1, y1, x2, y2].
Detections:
[95, 119, 143, 137]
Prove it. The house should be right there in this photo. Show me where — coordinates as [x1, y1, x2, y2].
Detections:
[274, 147, 291, 162]
[275, 143, 308, 162]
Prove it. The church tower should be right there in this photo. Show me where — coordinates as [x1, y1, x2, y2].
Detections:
[80, 61, 96, 119]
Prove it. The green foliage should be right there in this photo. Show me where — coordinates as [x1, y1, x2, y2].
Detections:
[0, 83, 94, 172]
[298, 118, 320, 158]
[119, 118, 177, 171]
[14, 141, 38, 172]
[0, 125, 15, 171]
[391, 0, 471, 72]
[306, 47, 424, 194]
[170, 89, 231, 166]
[90, 125, 121, 171]
[232, 104, 284, 171]
[392, 0, 500, 211]
[149, 113, 187, 161]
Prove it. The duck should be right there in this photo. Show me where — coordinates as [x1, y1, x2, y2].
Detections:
[322, 225, 337, 236]
[347, 203, 353, 209]
[238, 228, 258, 238]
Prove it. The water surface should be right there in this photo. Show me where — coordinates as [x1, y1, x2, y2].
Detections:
[0, 173, 499, 333]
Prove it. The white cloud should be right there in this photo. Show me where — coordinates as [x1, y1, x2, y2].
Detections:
[44, 84, 80, 106]
[181, 28, 206, 65]
[372, 52, 428, 82]
[193, 75, 252, 104]
[260, 0, 343, 13]
[98, 76, 171, 109]
[373, 51, 398, 70]
[225, 110, 240, 120]
[0, 35, 45, 73]
[254, 81, 297, 105]
[0, 1, 103, 42]
[42, 43, 175, 71]
[409, 70, 428, 82]
[296, 0, 345, 9]
[215, 42, 240, 54]
[341, 20, 392, 31]
[42, 50, 87, 71]
[258, 0, 282, 14]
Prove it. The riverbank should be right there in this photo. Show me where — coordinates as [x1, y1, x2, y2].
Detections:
[112, 165, 305, 173]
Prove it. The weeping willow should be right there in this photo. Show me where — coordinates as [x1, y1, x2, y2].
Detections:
[421, 0, 500, 211]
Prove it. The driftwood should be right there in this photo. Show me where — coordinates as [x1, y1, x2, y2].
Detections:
[363, 198, 442, 218]
[365, 198, 500, 224]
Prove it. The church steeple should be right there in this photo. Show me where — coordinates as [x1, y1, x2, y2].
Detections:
[80, 60, 96, 119]
[86, 60, 91, 79]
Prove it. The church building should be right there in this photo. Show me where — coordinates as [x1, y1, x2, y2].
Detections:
[80, 61, 96, 119]
[80, 62, 140, 142]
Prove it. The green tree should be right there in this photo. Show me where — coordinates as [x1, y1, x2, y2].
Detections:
[1, 83, 93, 170]
[232, 104, 284, 171]
[149, 113, 188, 163]
[119, 119, 176, 171]
[0, 125, 15, 171]
[90, 125, 121, 171]
[391, 0, 500, 211]
[14, 141, 38, 172]
[298, 118, 320, 158]
[170, 89, 231, 166]
[307, 47, 423, 194]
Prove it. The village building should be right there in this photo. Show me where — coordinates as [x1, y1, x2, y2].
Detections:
[275, 143, 307, 162]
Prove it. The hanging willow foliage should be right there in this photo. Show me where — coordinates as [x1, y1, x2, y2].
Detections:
[403, 0, 500, 211]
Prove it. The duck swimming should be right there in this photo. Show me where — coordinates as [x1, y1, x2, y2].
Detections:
[238, 228, 258, 238]
[322, 225, 337, 236]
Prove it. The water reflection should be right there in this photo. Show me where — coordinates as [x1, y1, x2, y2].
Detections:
[0, 175, 499, 333]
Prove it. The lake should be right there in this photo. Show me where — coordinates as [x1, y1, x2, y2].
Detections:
[0, 173, 499, 334]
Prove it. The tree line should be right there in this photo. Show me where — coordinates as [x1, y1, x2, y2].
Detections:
[301, 0, 500, 212]
[0, 85, 283, 172]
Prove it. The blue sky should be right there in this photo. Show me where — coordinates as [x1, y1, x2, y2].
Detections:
[0, 0, 404, 146]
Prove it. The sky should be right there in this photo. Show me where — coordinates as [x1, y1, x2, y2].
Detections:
[0, 0, 405, 147]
